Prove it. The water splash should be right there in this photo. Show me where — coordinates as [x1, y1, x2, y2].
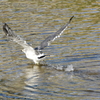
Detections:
[52, 64, 74, 72]
[65, 64, 74, 72]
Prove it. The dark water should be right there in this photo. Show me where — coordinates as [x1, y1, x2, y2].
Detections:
[0, 0, 100, 99]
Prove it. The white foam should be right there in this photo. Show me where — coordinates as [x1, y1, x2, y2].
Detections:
[65, 64, 74, 72]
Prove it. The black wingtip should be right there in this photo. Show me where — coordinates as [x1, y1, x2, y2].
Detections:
[3, 23, 7, 26]
[3, 23, 13, 37]
[3, 23, 8, 29]
[3, 23, 9, 35]
[69, 16, 74, 22]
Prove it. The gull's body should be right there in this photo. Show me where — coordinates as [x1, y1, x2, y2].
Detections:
[22, 46, 40, 64]
[3, 16, 74, 64]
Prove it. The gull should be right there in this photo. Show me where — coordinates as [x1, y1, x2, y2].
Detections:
[3, 16, 74, 64]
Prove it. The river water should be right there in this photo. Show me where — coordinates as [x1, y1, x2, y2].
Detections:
[0, 0, 100, 100]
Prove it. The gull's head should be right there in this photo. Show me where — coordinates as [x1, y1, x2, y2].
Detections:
[34, 47, 45, 59]
[37, 53, 45, 59]
[33, 52, 45, 64]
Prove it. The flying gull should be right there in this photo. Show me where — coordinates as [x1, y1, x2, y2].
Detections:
[3, 16, 74, 64]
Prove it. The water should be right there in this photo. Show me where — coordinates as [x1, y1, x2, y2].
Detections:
[0, 0, 100, 99]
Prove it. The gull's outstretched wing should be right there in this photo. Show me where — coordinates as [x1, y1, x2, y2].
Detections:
[38, 16, 74, 50]
[3, 23, 30, 48]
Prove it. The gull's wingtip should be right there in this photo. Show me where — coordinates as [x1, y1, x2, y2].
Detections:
[3, 23, 8, 27]
[71, 15, 74, 18]
[3, 23, 13, 37]
[3, 23, 7, 34]
[69, 15, 74, 21]
[3, 23, 9, 31]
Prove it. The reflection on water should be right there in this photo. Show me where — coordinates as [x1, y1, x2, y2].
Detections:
[24, 65, 42, 98]
[0, 0, 100, 99]
[23, 64, 75, 99]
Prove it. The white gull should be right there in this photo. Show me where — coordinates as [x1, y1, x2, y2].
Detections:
[3, 16, 74, 64]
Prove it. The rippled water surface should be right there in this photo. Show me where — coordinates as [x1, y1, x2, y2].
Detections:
[0, 0, 100, 99]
